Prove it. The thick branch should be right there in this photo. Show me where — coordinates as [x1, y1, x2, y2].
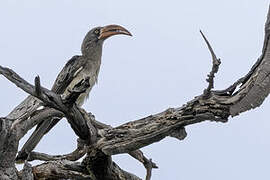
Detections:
[0, 118, 19, 168]
[228, 26, 270, 116]
[82, 150, 141, 180]
[31, 160, 92, 180]
[93, 3, 270, 163]
[86, 10, 270, 153]
[21, 162, 34, 180]
[96, 96, 229, 155]
[1, 5, 270, 180]
[88, 112, 158, 179]
[27, 113, 158, 180]
[15, 108, 63, 139]
[29, 158, 141, 180]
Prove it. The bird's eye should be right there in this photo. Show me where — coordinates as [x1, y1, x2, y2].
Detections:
[94, 29, 100, 35]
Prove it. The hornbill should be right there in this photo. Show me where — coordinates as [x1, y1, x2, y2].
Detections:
[10, 25, 132, 163]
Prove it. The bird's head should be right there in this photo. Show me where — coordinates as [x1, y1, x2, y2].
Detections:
[81, 24, 132, 56]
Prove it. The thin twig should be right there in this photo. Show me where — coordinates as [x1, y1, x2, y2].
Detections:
[28, 138, 87, 162]
[129, 150, 158, 180]
[144, 158, 155, 180]
[200, 30, 221, 97]
[34, 76, 41, 96]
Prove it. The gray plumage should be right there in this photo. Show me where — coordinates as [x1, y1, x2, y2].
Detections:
[7, 27, 103, 120]
[12, 25, 131, 162]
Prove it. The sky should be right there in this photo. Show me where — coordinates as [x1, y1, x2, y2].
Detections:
[0, 1, 270, 179]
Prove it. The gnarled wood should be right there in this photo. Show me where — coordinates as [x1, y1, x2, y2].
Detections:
[1, 5, 270, 180]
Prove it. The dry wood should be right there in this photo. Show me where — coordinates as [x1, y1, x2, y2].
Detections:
[1, 5, 270, 180]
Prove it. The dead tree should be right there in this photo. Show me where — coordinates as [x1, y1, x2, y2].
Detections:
[1, 5, 270, 180]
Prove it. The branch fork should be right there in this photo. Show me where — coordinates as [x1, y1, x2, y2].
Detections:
[200, 30, 221, 98]
[1, 5, 270, 179]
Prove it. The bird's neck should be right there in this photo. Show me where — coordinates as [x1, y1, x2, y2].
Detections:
[84, 51, 102, 62]
[82, 43, 103, 62]
[83, 46, 102, 74]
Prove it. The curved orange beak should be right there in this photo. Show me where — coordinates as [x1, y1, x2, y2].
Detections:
[98, 24, 132, 40]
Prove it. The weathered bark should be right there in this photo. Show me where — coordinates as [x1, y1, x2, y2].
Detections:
[0, 118, 19, 180]
[32, 160, 92, 180]
[0, 5, 270, 180]
[21, 162, 33, 180]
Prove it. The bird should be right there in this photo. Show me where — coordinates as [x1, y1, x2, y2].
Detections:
[11, 24, 132, 163]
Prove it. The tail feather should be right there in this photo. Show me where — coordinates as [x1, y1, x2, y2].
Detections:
[16, 116, 62, 163]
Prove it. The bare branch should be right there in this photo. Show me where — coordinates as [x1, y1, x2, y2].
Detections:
[0, 121, 18, 168]
[31, 160, 92, 180]
[1, 5, 270, 180]
[21, 162, 34, 180]
[129, 151, 158, 180]
[0, 118, 9, 152]
[34, 76, 42, 97]
[226, 5, 270, 116]
[96, 100, 229, 155]
[16, 108, 63, 139]
[31, 158, 141, 180]
[200, 30, 221, 97]
[0, 66, 97, 143]
[144, 158, 154, 180]
[82, 150, 141, 180]
[28, 138, 87, 162]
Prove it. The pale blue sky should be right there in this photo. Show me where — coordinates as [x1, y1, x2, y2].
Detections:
[0, 1, 270, 179]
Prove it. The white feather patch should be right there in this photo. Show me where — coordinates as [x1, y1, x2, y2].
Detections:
[36, 106, 44, 110]
[73, 66, 83, 77]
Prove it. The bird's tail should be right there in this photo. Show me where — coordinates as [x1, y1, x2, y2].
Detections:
[15, 116, 62, 163]
[15, 115, 62, 163]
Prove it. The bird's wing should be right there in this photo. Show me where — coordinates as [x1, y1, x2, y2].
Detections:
[15, 55, 89, 163]
[51, 55, 84, 94]
[34, 55, 85, 130]
[6, 55, 83, 120]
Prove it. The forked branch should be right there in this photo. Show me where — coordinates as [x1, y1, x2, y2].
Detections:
[1, 5, 270, 180]
[200, 30, 221, 97]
